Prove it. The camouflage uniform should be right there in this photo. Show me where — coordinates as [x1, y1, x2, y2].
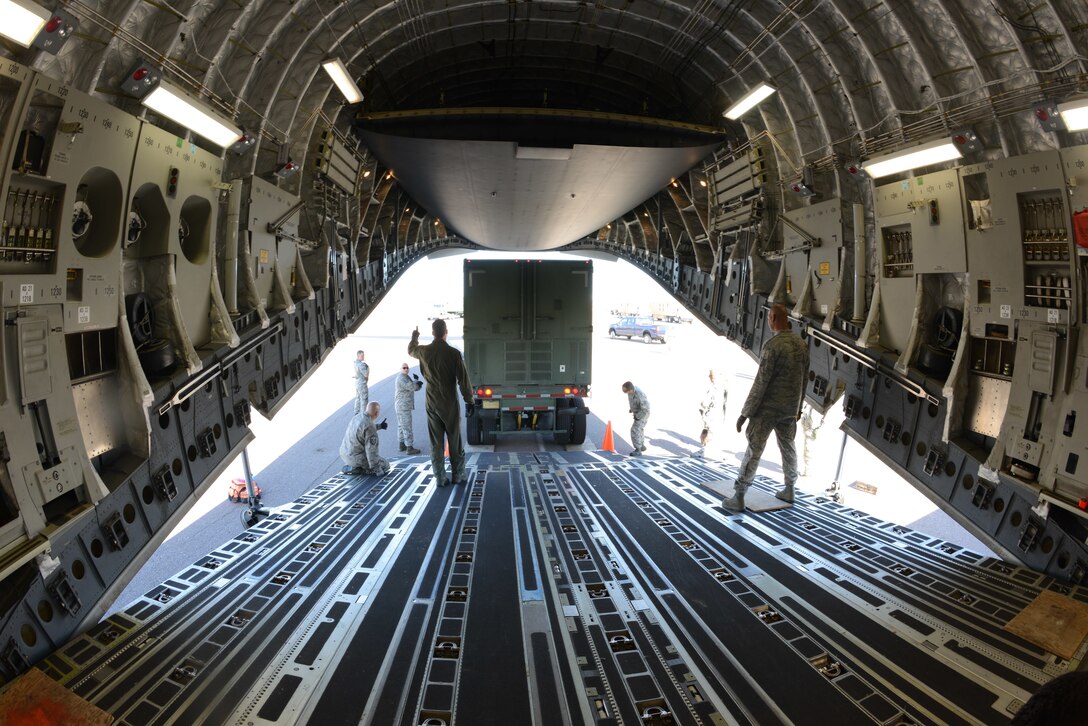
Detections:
[395, 371, 420, 450]
[409, 332, 473, 486]
[627, 385, 650, 451]
[353, 358, 370, 415]
[736, 329, 809, 490]
[799, 406, 823, 476]
[700, 378, 727, 443]
[339, 412, 389, 475]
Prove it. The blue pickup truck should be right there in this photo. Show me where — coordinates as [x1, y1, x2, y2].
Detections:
[607, 316, 668, 344]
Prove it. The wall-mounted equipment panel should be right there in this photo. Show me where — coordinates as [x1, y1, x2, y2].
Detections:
[963, 151, 1068, 335]
[243, 175, 302, 311]
[46, 80, 140, 335]
[874, 169, 966, 276]
[126, 122, 222, 350]
[781, 198, 843, 317]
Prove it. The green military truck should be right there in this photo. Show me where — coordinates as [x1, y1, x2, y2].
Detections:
[463, 259, 591, 445]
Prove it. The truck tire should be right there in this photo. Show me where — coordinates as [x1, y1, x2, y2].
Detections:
[554, 398, 572, 445]
[643, 332, 652, 344]
[480, 416, 496, 445]
[467, 415, 481, 445]
[609, 328, 617, 338]
[571, 412, 587, 445]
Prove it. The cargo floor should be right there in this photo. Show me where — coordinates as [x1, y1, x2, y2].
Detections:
[40, 452, 1084, 725]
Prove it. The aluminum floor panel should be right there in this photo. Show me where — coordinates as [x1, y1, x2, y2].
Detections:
[36, 452, 1084, 725]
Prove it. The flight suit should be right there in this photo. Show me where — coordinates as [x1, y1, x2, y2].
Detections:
[339, 412, 390, 475]
[409, 332, 473, 486]
[395, 371, 422, 451]
[735, 329, 809, 492]
[627, 385, 650, 452]
[353, 358, 370, 414]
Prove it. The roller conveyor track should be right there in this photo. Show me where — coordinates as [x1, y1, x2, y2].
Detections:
[36, 452, 1085, 725]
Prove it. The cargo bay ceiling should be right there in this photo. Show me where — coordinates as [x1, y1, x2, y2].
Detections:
[25, 0, 1088, 251]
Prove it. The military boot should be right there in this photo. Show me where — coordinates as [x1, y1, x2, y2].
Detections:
[775, 484, 795, 503]
[399, 442, 406, 452]
[405, 446, 421, 455]
[721, 482, 747, 512]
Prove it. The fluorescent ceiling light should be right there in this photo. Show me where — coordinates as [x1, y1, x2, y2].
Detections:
[322, 58, 363, 104]
[1057, 98, 1088, 131]
[862, 138, 962, 178]
[723, 83, 776, 120]
[0, 0, 50, 48]
[141, 80, 241, 148]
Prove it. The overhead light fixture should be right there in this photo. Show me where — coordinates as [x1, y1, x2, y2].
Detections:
[723, 83, 776, 120]
[140, 80, 242, 148]
[321, 58, 363, 104]
[862, 138, 962, 179]
[0, 0, 50, 48]
[1057, 98, 1088, 131]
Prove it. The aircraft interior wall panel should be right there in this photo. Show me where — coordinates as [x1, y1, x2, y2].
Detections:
[748, 295, 773, 355]
[1061, 146, 1088, 323]
[37, 81, 140, 336]
[696, 268, 714, 319]
[965, 151, 1072, 335]
[803, 338, 839, 412]
[908, 169, 968, 274]
[783, 198, 844, 316]
[71, 376, 126, 460]
[1049, 393, 1088, 502]
[876, 276, 915, 355]
[127, 456, 185, 537]
[294, 296, 323, 373]
[902, 411, 966, 503]
[861, 372, 923, 468]
[245, 176, 300, 312]
[946, 448, 1011, 537]
[125, 123, 220, 348]
[999, 494, 1065, 573]
[999, 321, 1061, 477]
[149, 393, 200, 501]
[714, 262, 742, 338]
[0, 62, 33, 182]
[166, 372, 232, 487]
[250, 330, 289, 414]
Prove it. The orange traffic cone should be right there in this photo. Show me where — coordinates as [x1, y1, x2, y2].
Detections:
[602, 421, 615, 452]
[444, 437, 450, 458]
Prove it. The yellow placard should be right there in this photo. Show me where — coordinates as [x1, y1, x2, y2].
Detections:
[819, 261, 830, 275]
[259, 249, 270, 264]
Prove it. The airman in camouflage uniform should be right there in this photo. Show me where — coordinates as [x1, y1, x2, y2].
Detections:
[622, 381, 650, 456]
[698, 369, 727, 453]
[353, 350, 370, 415]
[723, 304, 809, 512]
[395, 362, 423, 455]
[340, 401, 390, 476]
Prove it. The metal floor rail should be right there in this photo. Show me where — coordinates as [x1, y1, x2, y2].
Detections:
[36, 451, 1084, 725]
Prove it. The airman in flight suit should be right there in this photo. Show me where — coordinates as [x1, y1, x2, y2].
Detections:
[409, 319, 473, 487]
